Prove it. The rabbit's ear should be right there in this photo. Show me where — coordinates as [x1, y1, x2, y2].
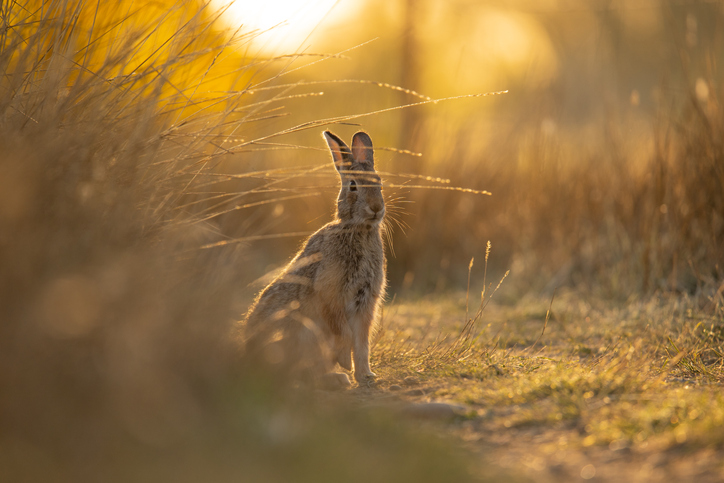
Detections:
[323, 131, 351, 172]
[351, 131, 374, 167]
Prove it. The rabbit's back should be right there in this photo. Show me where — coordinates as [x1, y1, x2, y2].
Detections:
[247, 220, 384, 326]
[245, 230, 325, 327]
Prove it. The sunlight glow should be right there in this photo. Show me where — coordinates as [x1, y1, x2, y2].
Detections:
[211, 0, 342, 54]
[424, 7, 558, 97]
[469, 10, 558, 85]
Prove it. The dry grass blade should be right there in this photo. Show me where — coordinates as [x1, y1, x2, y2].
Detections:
[199, 231, 313, 249]
[528, 288, 556, 353]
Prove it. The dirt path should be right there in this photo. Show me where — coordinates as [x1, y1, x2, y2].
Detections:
[339, 380, 724, 482]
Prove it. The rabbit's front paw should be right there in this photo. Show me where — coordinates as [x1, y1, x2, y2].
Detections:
[354, 371, 377, 385]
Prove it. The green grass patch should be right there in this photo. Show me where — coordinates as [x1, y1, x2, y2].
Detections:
[371, 288, 724, 468]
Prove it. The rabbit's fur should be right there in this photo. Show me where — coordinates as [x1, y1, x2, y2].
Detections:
[244, 131, 386, 387]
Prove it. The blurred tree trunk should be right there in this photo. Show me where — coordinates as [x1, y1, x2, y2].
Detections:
[399, 0, 422, 151]
[596, 0, 623, 103]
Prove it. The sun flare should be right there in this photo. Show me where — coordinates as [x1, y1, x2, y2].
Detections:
[211, 0, 344, 54]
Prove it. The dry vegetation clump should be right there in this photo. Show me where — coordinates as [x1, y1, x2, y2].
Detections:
[0, 1, 488, 481]
[392, 99, 724, 297]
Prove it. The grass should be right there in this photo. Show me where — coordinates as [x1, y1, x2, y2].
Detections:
[362, 281, 724, 481]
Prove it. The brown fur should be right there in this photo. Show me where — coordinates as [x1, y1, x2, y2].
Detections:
[244, 131, 387, 386]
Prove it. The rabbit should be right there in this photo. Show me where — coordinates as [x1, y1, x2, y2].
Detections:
[243, 130, 386, 387]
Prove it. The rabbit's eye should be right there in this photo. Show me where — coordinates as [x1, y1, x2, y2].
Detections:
[349, 180, 357, 191]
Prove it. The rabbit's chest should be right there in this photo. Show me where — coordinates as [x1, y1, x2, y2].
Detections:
[320, 227, 385, 314]
[342, 250, 384, 313]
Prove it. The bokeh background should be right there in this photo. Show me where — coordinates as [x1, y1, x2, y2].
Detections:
[205, 0, 724, 299]
[1, 0, 722, 480]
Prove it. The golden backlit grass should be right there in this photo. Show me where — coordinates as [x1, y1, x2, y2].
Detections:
[0, 1, 494, 481]
[370, 284, 724, 480]
[387, 106, 724, 296]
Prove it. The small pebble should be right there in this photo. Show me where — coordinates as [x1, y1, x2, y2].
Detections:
[403, 376, 419, 386]
[388, 384, 402, 391]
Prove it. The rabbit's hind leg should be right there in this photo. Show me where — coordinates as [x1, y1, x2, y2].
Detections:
[335, 345, 352, 371]
[318, 371, 352, 390]
[334, 335, 353, 370]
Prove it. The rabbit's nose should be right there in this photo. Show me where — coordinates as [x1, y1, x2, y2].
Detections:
[370, 206, 385, 220]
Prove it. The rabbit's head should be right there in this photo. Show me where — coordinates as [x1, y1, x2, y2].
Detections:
[323, 131, 385, 228]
